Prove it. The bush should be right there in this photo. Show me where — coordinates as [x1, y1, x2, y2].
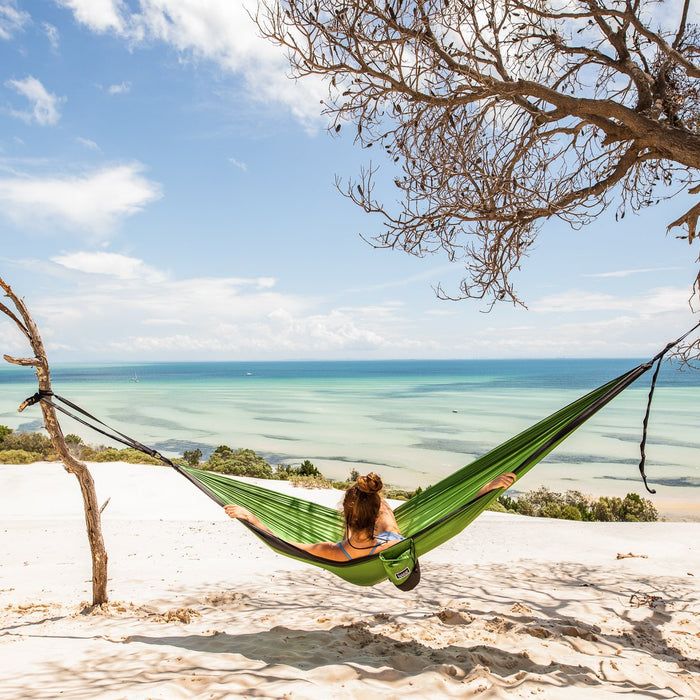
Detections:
[385, 488, 421, 501]
[183, 448, 202, 467]
[206, 448, 274, 479]
[593, 494, 658, 522]
[276, 459, 320, 480]
[79, 446, 162, 465]
[0, 449, 44, 464]
[486, 499, 508, 513]
[297, 459, 319, 477]
[0, 425, 13, 442]
[288, 473, 334, 489]
[1, 431, 53, 457]
[499, 487, 657, 522]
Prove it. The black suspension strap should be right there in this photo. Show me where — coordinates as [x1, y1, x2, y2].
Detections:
[25, 390, 175, 468]
[23, 390, 228, 506]
[637, 321, 700, 494]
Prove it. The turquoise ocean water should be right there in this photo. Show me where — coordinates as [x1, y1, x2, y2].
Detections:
[1, 359, 698, 518]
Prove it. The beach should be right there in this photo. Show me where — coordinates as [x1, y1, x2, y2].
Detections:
[1, 461, 698, 699]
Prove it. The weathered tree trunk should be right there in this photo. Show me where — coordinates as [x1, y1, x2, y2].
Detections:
[1, 277, 108, 605]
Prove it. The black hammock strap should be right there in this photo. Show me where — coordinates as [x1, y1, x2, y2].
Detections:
[24, 389, 174, 466]
[22, 389, 226, 505]
[636, 321, 700, 493]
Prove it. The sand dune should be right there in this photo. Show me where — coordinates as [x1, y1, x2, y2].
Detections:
[1, 462, 698, 699]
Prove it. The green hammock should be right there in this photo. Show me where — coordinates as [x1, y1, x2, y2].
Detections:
[32, 328, 697, 590]
[176, 359, 656, 589]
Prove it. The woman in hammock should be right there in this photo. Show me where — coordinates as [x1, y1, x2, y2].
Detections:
[224, 471, 516, 561]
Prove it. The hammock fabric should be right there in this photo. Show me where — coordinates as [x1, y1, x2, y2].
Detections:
[175, 359, 656, 589]
[27, 326, 698, 590]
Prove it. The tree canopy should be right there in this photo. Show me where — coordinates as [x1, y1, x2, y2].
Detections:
[256, 0, 700, 315]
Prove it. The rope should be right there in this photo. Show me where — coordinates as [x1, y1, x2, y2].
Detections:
[637, 320, 700, 494]
[28, 390, 175, 467]
[25, 390, 227, 506]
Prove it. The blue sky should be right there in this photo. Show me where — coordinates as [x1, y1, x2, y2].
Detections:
[0, 0, 698, 362]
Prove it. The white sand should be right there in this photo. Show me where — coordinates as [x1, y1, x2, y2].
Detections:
[1, 461, 699, 699]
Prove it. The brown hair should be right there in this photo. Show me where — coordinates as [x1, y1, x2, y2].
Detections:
[343, 472, 383, 535]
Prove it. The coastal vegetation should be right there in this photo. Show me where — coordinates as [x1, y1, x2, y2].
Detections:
[495, 487, 659, 523]
[1, 426, 657, 521]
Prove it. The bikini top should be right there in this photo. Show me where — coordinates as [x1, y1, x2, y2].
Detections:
[337, 531, 404, 560]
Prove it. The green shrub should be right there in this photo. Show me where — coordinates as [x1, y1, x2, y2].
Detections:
[385, 488, 421, 501]
[297, 459, 319, 477]
[288, 473, 334, 489]
[1, 431, 53, 456]
[0, 449, 44, 464]
[276, 459, 320, 479]
[499, 488, 657, 522]
[486, 499, 508, 513]
[73, 445, 161, 465]
[0, 425, 13, 443]
[183, 448, 202, 467]
[65, 434, 84, 445]
[82, 447, 160, 464]
[593, 494, 658, 522]
[206, 448, 274, 478]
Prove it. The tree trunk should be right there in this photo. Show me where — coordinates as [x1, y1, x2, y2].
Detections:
[34, 372, 109, 606]
[1, 277, 109, 606]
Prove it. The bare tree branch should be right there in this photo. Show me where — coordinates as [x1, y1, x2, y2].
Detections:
[255, 0, 700, 313]
[0, 276, 109, 606]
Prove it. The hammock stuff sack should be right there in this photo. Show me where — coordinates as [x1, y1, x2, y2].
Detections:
[175, 358, 656, 590]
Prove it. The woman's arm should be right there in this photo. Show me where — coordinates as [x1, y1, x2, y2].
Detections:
[374, 498, 402, 535]
[224, 504, 274, 535]
[224, 504, 345, 560]
[476, 472, 516, 498]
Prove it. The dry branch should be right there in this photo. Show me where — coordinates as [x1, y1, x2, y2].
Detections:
[256, 0, 700, 313]
[0, 276, 108, 606]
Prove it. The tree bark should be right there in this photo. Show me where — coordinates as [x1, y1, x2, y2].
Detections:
[1, 277, 108, 606]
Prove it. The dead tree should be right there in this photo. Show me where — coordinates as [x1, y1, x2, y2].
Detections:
[0, 276, 108, 606]
[256, 0, 700, 338]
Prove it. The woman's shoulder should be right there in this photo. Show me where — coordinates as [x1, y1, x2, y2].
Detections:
[302, 540, 347, 561]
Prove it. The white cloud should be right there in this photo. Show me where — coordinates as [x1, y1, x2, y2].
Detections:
[583, 266, 683, 279]
[532, 287, 688, 315]
[43, 22, 60, 51]
[59, 0, 325, 125]
[76, 136, 100, 151]
[6, 76, 64, 126]
[52, 251, 167, 282]
[229, 157, 247, 172]
[0, 163, 162, 234]
[107, 81, 131, 95]
[0, 2, 29, 40]
[56, 0, 127, 34]
[14, 255, 412, 358]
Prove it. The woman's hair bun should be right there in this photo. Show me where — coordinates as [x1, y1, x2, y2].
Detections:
[356, 472, 383, 494]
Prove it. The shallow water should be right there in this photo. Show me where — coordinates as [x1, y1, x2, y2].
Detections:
[1, 359, 698, 516]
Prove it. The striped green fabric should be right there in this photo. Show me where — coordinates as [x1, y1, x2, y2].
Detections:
[183, 362, 651, 586]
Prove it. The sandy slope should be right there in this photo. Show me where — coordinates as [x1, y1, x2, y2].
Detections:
[0, 462, 698, 699]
